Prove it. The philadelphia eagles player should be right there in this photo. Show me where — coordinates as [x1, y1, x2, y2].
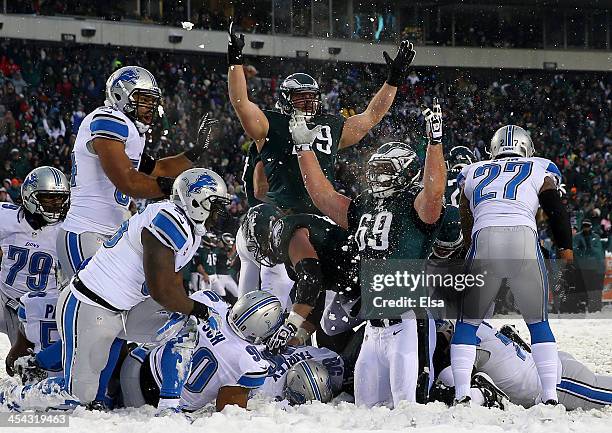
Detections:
[281, 100, 447, 407]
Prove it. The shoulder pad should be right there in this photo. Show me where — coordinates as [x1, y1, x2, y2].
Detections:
[90, 107, 130, 142]
[148, 205, 191, 252]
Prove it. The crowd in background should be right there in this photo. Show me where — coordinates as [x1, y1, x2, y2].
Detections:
[0, 39, 610, 248]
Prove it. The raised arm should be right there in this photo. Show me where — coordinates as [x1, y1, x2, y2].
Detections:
[227, 22, 269, 143]
[339, 40, 416, 149]
[414, 99, 447, 224]
[291, 116, 351, 228]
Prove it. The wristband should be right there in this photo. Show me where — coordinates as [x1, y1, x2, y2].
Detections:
[294, 143, 313, 153]
[287, 311, 306, 329]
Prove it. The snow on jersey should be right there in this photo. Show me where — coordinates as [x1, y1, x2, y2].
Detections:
[458, 157, 561, 233]
[0, 204, 61, 300]
[76, 201, 200, 310]
[475, 322, 540, 407]
[257, 345, 344, 400]
[63, 106, 145, 236]
[149, 290, 269, 411]
[17, 291, 60, 354]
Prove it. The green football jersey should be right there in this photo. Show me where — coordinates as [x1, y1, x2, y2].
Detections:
[196, 246, 217, 275]
[259, 110, 345, 214]
[445, 168, 462, 207]
[242, 141, 263, 207]
[214, 247, 230, 275]
[348, 186, 442, 261]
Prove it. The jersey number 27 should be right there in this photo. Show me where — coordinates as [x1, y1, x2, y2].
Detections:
[472, 161, 533, 206]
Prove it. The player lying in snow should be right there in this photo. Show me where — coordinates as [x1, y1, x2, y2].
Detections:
[1, 290, 342, 413]
[431, 320, 612, 410]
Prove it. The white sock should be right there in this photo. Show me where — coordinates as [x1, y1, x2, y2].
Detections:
[470, 388, 485, 406]
[531, 342, 559, 402]
[451, 344, 477, 399]
[157, 397, 180, 410]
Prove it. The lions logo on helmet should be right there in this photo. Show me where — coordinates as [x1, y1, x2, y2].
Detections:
[187, 174, 218, 196]
[105, 66, 162, 134]
[367, 142, 422, 198]
[284, 360, 333, 405]
[172, 168, 230, 235]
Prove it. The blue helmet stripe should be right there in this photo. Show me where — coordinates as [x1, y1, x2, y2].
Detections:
[234, 296, 277, 327]
[301, 361, 322, 401]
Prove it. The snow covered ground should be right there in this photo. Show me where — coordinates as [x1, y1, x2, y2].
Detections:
[1, 314, 611, 433]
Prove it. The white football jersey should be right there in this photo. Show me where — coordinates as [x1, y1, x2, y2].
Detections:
[149, 291, 269, 411]
[475, 322, 540, 407]
[257, 345, 344, 399]
[458, 157, 561, 233]
[76, 201, 200, 310]
[62, 106, 145, 236]
[17, 291, 60, 354]
[0, 204, 61, 300]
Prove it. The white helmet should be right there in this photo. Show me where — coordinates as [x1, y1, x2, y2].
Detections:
[489, 125, 534, 158]
[21, 166, 70, 224]
[171, 168, 231, 236]
[228, 291, 283, 344]
[284, 360, 333, 405]
[105, 66, 162, 134]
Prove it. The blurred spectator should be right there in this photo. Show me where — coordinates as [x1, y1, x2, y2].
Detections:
[0, 187, 12, 203]
[573, 219, 605, 312]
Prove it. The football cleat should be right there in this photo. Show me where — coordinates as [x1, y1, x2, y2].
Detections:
[14, 354, 49, 386]
[471, 372, 509, 410]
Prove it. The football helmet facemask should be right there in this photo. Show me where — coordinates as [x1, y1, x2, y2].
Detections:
[367, 142, 421, 199]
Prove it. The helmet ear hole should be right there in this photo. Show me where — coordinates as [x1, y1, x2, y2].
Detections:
[114, 93, 122, 101]
[192, 199, 200, 208]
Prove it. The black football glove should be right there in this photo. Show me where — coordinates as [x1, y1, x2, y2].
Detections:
[184, 112, 218, 163]
[156, 176, 175, 197]
[227, 20, 245, 66]
[383, 40, 416, 87]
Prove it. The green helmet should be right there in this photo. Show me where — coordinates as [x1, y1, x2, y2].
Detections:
[277, 73, 321, 119]
[241, 204, 283, 267]
[367, 142, 422, 199]
[431, 206, 463, 259]
[446, 146, 476, 174]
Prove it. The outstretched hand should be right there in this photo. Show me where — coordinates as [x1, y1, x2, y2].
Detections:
[289, 114, 322, 149]
[227, 20, 245, 66]
[422, 97, 443, 144]
[383, 40, 416, 87]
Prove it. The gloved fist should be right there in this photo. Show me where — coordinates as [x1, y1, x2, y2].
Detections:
[289, 114, 322, 151]
[266, 320, 298, 351]
[383, 40, 416, 87]
[184, 112, 218, 163]
[422, 97, 443, 144]
[227, 20, 245, 66]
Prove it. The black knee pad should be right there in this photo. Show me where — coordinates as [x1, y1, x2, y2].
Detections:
[294, 258, 323, 307]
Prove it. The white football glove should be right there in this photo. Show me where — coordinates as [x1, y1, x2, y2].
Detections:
[266, 311, 304, 351]
[289, 114, 322, 150]
[423, 97, 443, 143]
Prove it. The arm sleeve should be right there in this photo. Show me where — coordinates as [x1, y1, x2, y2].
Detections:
[138, 152, 156, 175]
[538, 189, 572, 250]
[90, 112, 129, 143]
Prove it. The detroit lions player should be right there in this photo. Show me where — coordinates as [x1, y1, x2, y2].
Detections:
[120, 290, 282, 413]
[0, 167, 69, 349]
[0, 169, 230, 410]
[452, 125, 573, 405]
[258, 345, 344, 402]
[58, 66, 215, 284]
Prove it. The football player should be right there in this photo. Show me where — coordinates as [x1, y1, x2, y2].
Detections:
[190, 232, 218, 292]
[284, 100, 447, 407]
[210, 232, 239, 302]
[237, 204, 294, 310]
[58, 66, 216, 285]
[445, 146, 476, 207]
[0, 167, 69, 352]
[452, 125, 573, 405]
[119, 290, 282, 413]
[0, 169, 230, 411]
[435, 321, 612, 410]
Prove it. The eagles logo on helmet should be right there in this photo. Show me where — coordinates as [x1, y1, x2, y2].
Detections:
[366, 142, 422, 198]
[277, 73, 321, 120]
